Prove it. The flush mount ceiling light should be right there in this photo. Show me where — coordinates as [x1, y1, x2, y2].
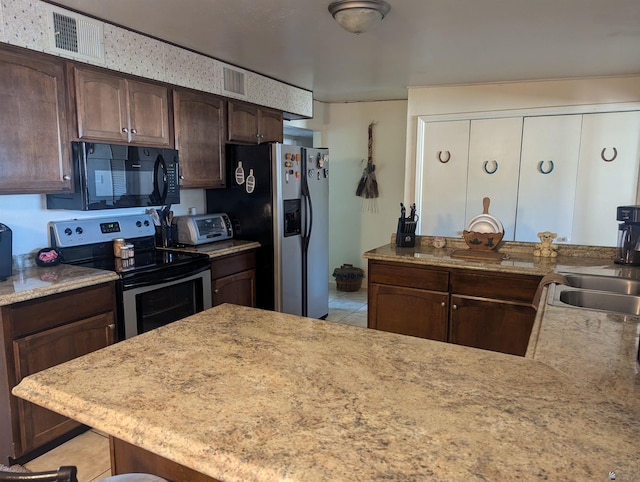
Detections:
[328, 0, 391, 34]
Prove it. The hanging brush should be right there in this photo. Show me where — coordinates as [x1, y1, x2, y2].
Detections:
[356, 121, 380, 200]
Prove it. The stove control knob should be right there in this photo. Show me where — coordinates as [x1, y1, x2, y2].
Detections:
[64, 228, 72, 236]
[76, 227, 83, 235]
[144, 220, 150, 226]
[136, 221, 142, 227]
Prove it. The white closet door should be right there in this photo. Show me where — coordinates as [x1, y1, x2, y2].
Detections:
[516, 115, 582, 243]
[572, 111, 640, 247]
[466, 117, 523, 241]
[418, 120, 470, 237]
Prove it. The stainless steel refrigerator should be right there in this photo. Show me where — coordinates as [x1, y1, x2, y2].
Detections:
[206, 143, 329, 318]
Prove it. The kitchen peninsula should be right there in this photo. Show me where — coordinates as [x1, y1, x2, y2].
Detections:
[12, 300, 640, 481]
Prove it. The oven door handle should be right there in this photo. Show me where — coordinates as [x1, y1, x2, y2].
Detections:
[121, 264, 210, 290]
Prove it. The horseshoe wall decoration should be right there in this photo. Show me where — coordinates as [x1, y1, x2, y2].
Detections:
[601, 147, 618, 162]
[483, 160, 498, 174]
[437, 150, 451, 163]
[538, 160, 554, 174]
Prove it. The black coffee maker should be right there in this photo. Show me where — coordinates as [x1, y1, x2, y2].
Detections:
[615, 206, 640, 265]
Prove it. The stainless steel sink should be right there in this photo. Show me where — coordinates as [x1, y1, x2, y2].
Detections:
[560, 272, 640, 296]
[552, 286, 640, 316]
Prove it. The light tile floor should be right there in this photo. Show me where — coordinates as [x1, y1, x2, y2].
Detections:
[325, 282, 368, 327]
[24, 284, 367, 481]
[24, 429, 111, 481]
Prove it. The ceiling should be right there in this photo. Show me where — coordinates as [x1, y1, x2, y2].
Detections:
[49, 0, 640, 103]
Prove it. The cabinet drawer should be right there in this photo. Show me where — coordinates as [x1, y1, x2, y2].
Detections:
[450, 270, 541, 303]
[9, 283, 116, 339]
[369, 260, 449, 291]
[210, 251, 256, 279]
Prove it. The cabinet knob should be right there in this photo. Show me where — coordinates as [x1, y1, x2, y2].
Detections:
[452, 304, 458, 310]
[441, 301, 446, 307]
[63, 175, 71, 181]
[213, 289, 219, 293]
[122, 127, 129, 133]
[131, 128, 137, 134]
[108, 324, 116, 330]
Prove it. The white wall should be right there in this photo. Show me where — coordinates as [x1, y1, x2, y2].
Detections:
[404, 76, 640, 202]
[293, 100, 408, 277]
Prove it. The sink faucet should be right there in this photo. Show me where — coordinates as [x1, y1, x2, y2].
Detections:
[532, 273, 569, 310]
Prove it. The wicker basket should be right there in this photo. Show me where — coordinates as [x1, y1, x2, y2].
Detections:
[332, 264, 365, 292]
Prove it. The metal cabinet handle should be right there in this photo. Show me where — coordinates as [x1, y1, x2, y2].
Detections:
[601, 147, 617, 162]
[63, 175, 71, 180]
[122, 127, 128, 133]
[483, 160, 498, 174]
[437, 150, 451, 163]
[538, 160, 554, 174]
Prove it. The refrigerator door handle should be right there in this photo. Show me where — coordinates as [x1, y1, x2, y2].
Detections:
[300, 163, 313, 317]
[301, 173, 313, 242]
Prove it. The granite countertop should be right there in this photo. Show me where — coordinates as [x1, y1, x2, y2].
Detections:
[13, 303, 640, 481]
[0, 264, 118, 307]
[170, 239, 261, 259]
[364, 236, 625, 277]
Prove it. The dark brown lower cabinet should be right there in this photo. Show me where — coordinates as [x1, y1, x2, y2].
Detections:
[210, 250, 256, 307]
[369, 284, 448, 341]
[111, 437, 220, 482]
[0, 282, 116, 463]
[449, 295, 536, 356]
[368, 259, 542, 356]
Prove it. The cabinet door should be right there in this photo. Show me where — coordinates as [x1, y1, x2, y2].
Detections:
[418, 120, 470, 237]
[127, 80, 170, 146]
[515, 115, 582, 242]
[74, 66, 129, 143]
[227, 101, 260, 143]
[212, 270, 256, 307]
[258, 108, 283, 143]
[13, 313, 115, 454]
[572, 111, 640, 246]
[449, 295, 535, 357]
[173, 90, 225, 188]
[369, 283, 448, 341]
[466, 117, 523, 241]
[0, 48, 72, 193]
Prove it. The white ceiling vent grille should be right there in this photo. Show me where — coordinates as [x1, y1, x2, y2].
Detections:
[46, 6, 104, 64]
[223, 67, 247, 98]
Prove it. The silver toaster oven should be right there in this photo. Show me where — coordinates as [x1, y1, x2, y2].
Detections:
[175, 213, 233, 245]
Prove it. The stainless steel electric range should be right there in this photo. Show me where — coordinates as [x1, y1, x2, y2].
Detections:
[49, 214, 212, 340]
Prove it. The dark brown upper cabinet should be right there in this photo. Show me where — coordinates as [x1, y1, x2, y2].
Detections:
[227, 101, 283, 144]
[0, 46, 72, 193]
[173, 89, 226, 189]
[73, 65, 171, 146]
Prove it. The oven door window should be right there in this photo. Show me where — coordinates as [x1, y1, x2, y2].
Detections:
[134, 278, 203, 336]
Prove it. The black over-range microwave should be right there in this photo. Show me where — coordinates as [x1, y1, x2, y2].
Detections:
[46, 142, 180, 211]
